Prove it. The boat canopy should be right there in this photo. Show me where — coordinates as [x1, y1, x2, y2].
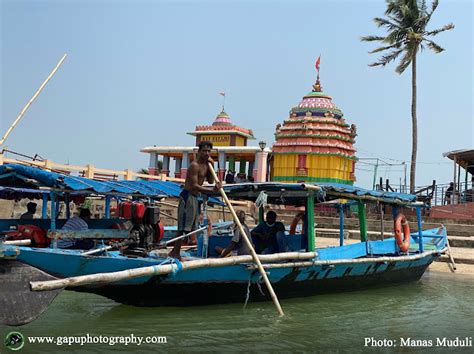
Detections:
[0, 164, 222, 204]
[222, 182, 422, 207]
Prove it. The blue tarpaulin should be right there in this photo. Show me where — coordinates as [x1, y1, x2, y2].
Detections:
[0, 164, 222, 204]
[223, 182, 419, 206]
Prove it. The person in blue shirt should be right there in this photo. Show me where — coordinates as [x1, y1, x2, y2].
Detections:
[251, 210, 288, 254]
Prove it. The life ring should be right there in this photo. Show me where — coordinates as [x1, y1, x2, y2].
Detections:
[290, 213, 304, 235]
[394, 213, 410, 252]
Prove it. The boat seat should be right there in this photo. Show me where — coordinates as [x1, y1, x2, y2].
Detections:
[197, 234, 307, 257]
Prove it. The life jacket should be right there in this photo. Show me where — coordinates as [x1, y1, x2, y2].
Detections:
[6, 225, 49, 248]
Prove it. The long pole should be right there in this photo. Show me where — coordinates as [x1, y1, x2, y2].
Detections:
[0, 54, 68, 147]
[208, 162, 285, 316]
[372, 158, 379, 190]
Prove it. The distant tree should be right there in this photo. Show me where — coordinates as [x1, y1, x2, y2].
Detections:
[361, 0, 454, 193]
[137, 160, 163, 178]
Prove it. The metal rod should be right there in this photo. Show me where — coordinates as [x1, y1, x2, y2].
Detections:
[163, 226, 207, 246]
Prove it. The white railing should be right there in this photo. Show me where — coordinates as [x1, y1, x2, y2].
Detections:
[0, 154, 185, 183]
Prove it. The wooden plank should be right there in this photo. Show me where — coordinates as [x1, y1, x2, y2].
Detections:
[47, 229, 129, 239]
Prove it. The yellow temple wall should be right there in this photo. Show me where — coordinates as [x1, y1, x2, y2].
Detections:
[271, 154, 354, 184]
[235, 136, 246, 146]
[198, 134, 231, 146]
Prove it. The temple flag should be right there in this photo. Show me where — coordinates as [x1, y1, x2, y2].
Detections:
[315, 56, 321, 72]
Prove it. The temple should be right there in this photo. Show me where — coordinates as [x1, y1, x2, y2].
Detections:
[271, 72, 357, 184]
[141, 108, 266, 181]
[142, 59, 357, 184]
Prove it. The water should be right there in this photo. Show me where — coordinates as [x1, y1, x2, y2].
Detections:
[1, 271, 473, 353]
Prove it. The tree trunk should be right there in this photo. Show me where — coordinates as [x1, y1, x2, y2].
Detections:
[410, 52, 418, 194]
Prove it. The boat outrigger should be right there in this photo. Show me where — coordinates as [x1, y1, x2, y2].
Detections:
[0, 163, 447, 326]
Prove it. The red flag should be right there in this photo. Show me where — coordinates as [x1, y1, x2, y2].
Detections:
[315, 56, 321, 72]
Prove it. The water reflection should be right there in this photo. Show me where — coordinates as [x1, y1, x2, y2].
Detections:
[2, 272, 473, 352]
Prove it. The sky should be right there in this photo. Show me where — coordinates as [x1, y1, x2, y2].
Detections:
[1, 0, 472, 190]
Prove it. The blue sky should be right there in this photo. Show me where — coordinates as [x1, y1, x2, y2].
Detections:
[1, 0, 472, 189]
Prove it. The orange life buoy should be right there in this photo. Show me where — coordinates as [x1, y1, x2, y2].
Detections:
[394, 213, 410, 252]
[290, 213, 304, 235]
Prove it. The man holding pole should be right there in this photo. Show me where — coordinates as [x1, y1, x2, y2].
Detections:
[169, 141, 221, 260]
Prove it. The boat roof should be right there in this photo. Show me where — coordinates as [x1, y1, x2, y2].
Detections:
[222, 182, 422, 207]
[0, 164, 223, 204]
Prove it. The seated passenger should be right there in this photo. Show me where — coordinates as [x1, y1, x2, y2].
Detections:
[251, 211, 288, 254]
[20, 202, 37, 220]
[215, 210, 253, 257]
[57, 208, 92, 249]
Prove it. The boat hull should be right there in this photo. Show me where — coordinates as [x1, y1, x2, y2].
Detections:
[75, 258, 434, 306]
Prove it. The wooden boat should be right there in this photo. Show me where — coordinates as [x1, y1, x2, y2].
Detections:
[0, 164, 447, 326]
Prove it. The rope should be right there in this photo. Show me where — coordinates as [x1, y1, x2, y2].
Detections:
[243, 273, 252, 309]
[170, 258, 183, 277]
[243, 270, 265, 309]
[257, 275, 266, 296]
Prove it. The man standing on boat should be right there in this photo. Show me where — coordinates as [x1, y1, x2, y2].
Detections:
[169, 141, 221, 260]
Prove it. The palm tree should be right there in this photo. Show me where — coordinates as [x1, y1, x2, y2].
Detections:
[137, 160, 163, 178]
[361, 0, 454, 193]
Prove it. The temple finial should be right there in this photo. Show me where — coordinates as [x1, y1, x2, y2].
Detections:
[312, 56, 322, 92]
[219, 92, 226, 111]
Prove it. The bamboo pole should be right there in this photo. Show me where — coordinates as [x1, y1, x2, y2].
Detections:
[249, 248, 444, 269]
[0, 54, 68, 146]
[30, 248, 444, 292]
[3, 240, 31, 246]
[82, 245, 113, 256]
[445, 238, 457, 271]
[207, 162, 285, 316]
[30, 251, 317, 291]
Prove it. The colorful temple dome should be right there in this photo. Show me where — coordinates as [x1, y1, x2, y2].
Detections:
[212, 110, 233, 126]
[271, 75, 357, 184]
[188, 108, 255, 146]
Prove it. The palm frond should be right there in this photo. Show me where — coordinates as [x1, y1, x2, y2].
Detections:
[420, 0, 427, 15]
[425, 39, 444, 53]
[429, 0, 439, 16]
[385, 0, 405, 19]
[374, 17, 401, 31]
[426, 23, 455, 36]
[360, 35, 387, 42]
[368, 41, 404, 54]
[369, 48, 404, 67]
[395, 44, 416, 74]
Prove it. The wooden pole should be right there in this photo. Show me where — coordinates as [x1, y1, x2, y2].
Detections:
[30, 248, 445, 292]
[0, 54, 68, 146]
[208, 162, 285, 316]
[30, 251, 317, 291]
[446, 238, 457, 271]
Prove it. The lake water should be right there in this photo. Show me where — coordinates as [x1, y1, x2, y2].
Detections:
[1, 270, 473, 353]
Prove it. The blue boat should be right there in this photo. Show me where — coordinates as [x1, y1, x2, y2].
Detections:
[0, 164, 447, 326]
